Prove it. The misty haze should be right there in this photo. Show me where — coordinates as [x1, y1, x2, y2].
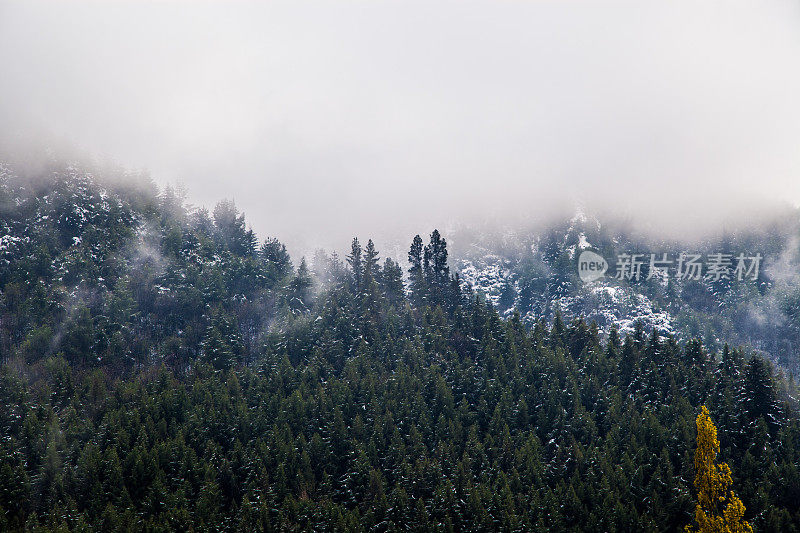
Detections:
[1, 1, 799, 532]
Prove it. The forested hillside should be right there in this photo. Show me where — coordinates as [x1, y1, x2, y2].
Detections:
[453, 210, 800, 375]
[1, 162, 799, 531]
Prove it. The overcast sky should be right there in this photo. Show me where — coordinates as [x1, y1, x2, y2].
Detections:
[2, 1, 800, 252]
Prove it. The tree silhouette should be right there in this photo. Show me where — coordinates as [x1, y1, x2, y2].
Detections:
[687, 406, 752, 533]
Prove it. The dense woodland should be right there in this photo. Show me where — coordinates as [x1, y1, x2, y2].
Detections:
[452, 209, 800, 375]
[0, 162, 799, 531]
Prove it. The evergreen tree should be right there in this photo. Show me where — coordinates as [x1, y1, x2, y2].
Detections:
[408, 235, 424, 306]
[381, 258, 405, 305]
[213, 199, 249, 255]
[423, 229, 450, 306]
[288, 258, 313, 313]
[261, 237, 293, 279]
[347, 238, 363, 292]
[363, 239, 380, 287]
[742, 355, 781, 439]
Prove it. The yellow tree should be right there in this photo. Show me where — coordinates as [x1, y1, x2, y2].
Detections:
[686, 405, 753, 533]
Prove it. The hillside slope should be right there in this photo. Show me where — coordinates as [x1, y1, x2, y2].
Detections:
[0, 162, 798, 531]
[452, 209, 800, 374]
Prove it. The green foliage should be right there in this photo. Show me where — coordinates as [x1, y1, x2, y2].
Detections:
[0, 162, 799, 531]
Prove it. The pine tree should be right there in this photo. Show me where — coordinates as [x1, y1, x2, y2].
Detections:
[347, 238, 363, 292]
[312, 249, 346, 287]
[213, 199, 249, 255]
[289, 258, 313, 313]
[408, 235, 424, 306]
[363, 239, 380, 286]
[381, 258, 405, 305]
[686, 406, 752, 533]
[743, 355, 778, 429]
[245, 227, 259, 257]
[201, 324, 233, 371]
[423, 230, 450, 306]
[261, 237, 293, 279]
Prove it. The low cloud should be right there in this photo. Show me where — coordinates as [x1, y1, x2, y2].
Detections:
[2, 1, 800, 252]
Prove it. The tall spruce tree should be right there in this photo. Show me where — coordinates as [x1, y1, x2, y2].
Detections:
[408, 235, 424, 305]
[363, 239, 380, 287]
[347, 238, 363, 292]
[261, 237, 293, 279]
[381, 257, 405, 305]
[423, 230, 449, 306]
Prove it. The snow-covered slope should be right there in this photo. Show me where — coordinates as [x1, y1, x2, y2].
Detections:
[451, 206, 800, 374]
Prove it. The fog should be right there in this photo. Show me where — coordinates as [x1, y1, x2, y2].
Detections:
[2, 0, 800, 253]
